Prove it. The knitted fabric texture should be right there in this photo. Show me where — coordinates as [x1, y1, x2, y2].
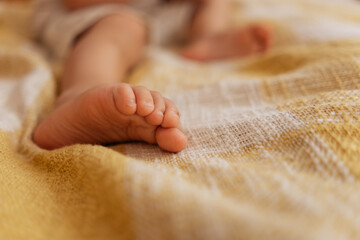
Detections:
[1, 0, 360, 239]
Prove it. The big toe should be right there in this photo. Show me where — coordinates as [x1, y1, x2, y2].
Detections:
[156, 127, 188, 153]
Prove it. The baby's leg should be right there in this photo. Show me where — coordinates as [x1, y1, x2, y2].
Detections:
[33, 12, 187, 152]
[188, 0, 230, 40]
[182, 0, 272, 61]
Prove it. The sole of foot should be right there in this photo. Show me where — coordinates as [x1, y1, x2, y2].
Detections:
[33, 83, 188, 153]
[182, 25, 273, 62]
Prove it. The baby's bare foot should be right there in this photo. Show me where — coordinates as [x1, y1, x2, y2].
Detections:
[182, 25, 273, 62]
[33, 84, 187, 153]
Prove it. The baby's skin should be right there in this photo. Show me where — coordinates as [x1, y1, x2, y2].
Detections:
[34, 84, 187, 152]
[33, 0, 272, 153]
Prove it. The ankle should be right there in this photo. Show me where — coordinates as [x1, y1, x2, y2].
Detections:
[56, 87, 87, 106]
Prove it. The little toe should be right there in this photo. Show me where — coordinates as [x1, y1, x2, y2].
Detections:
[156, 127, 188, 153]
[113, 83, 137, 115]
[145, 91, 166, 125]
[133, 86, 155, 116]
[162, 98, 181, 128]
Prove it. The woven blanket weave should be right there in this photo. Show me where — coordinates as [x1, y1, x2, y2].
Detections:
[1, 0, 360, 239]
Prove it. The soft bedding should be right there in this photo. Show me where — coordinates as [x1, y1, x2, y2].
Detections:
[1, 0, 360, 239]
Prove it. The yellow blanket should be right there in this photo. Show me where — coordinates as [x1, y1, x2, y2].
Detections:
[2, 0, 360, 239]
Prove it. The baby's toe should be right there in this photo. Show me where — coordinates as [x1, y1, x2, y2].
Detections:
[251, 25, 273, 52]
[113, 83, 137, 115]
[156, 127, 188, 153]
[145, 91, 166, 125]
[162, 98, 181, 128]
[133, 86, 155, 116]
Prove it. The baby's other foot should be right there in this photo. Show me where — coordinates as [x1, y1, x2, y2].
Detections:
[182, 25, 273, 62]
[33, 84, 187, 153]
